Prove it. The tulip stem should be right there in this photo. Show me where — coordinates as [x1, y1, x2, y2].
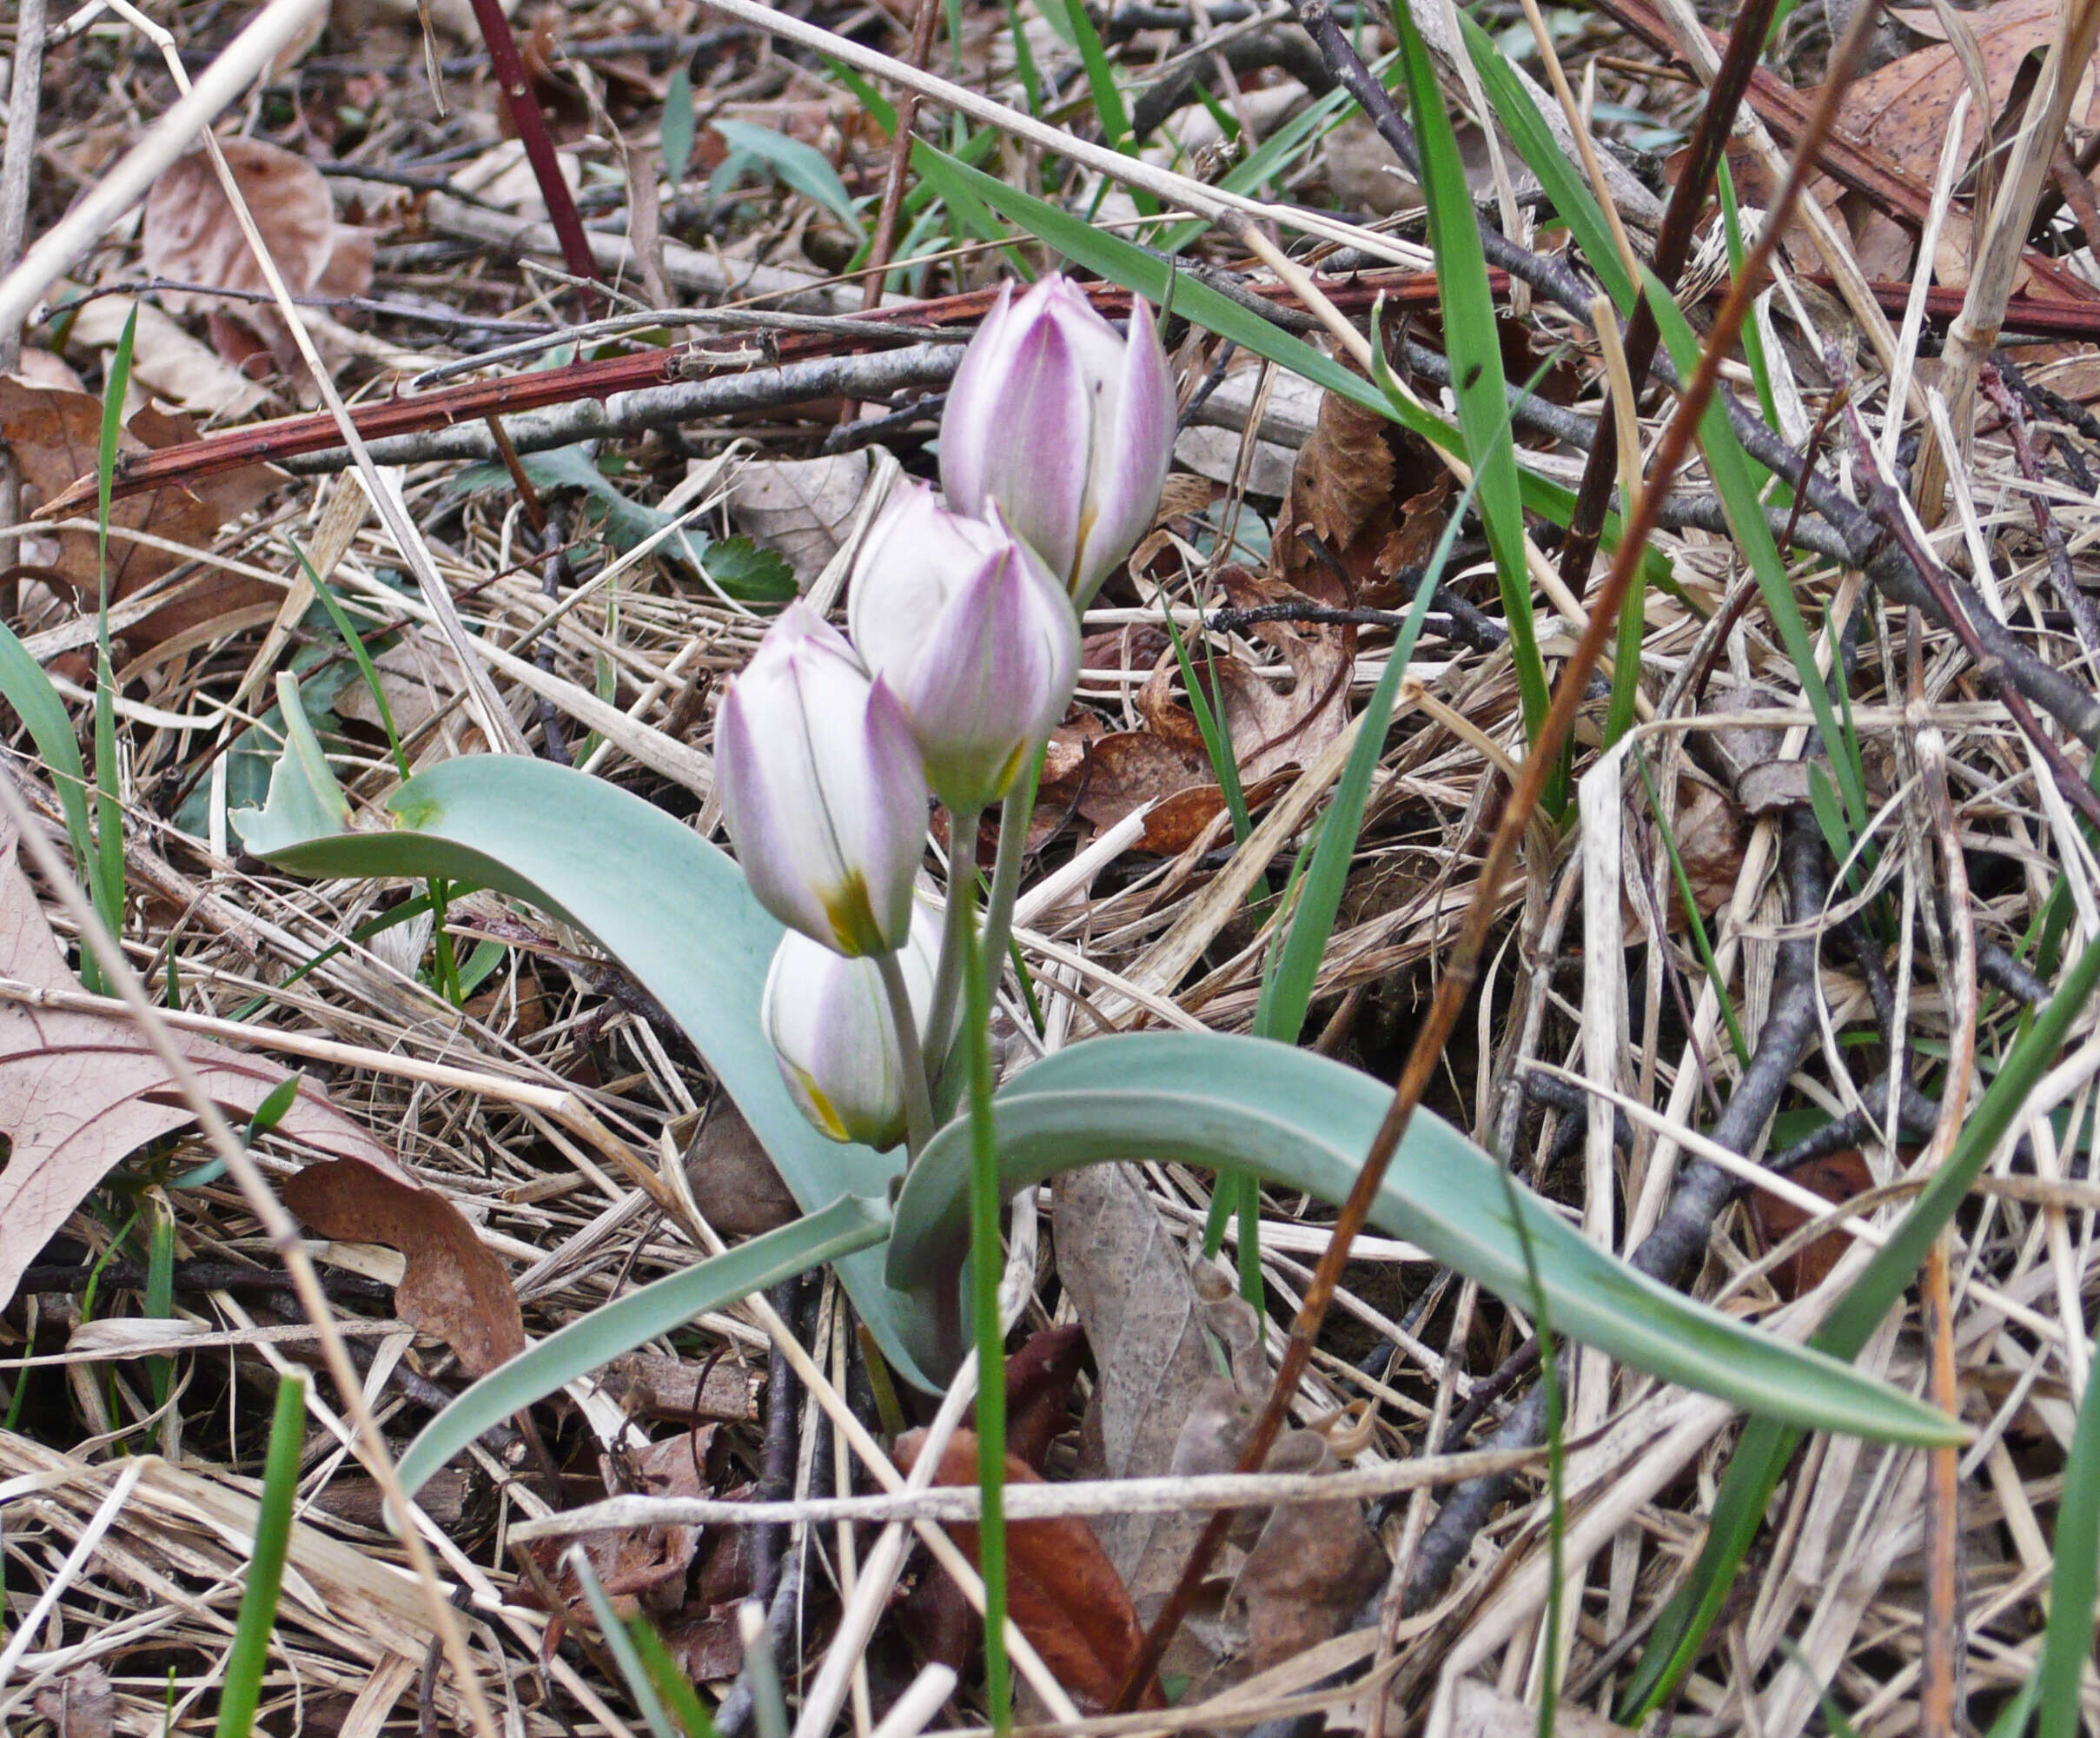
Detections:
[960, 907, 1012, 1733]
[876, 950, 936, 1158]
[925, 803, 984, 1098]
[978, 746, 1043, 1003]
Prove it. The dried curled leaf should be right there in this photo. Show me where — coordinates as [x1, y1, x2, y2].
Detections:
[282, 1162, 526, 1376]
[897, 1426, 1163, 1712]
[0, 379, 275, 652]
[142, 138, 375, 368]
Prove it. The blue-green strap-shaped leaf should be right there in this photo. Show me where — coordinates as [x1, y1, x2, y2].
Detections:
[887, 1034, 1962, 1448]
[235, 749, 940, 1393]
[397, 1194, 892, 1496]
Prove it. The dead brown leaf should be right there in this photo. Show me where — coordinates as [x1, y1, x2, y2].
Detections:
[1749, 1149, 1874, 1298]
[898, 1426, 1163, 1712]
[1053, 1164, 1223, 1660]
[142, 138, 375, 371]
[0, 379, 276, 651]
[282, 1161, 526, 1376]
[519, 1429, 714, 1639]
[1213, 569, 1355, 781]
[1836, 0, 2100, 216]
[728, 452, 872, 591]
[0, 824, 444, 1317]
[31, 1663, 115, 1738]
[1225, 1430, 1388, 1675]
[683, 1102, 802, 1237]
[1271, 383, 1447, 604]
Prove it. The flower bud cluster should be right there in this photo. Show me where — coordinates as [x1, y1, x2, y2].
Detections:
[717, 275, 1176, 1150]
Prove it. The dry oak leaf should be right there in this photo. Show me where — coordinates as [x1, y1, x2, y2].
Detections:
[0, 379, 276, 652]
[1836, 0, 2100, 208]
[283, 1163, 527, 1376]
[897, 1426, 1164, 1712]
[0, 825, 504, 1353]
[1211, 568, 1355, 782]
[142, 138, 376, 369]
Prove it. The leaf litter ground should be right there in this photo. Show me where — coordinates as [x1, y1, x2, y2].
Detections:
[5, 0, 2100, 1734]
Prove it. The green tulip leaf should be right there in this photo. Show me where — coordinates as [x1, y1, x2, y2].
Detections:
[888, 1034, 1964, 1447]
[234, 745, 941, 1391]
[398, 1193, 892, 1496]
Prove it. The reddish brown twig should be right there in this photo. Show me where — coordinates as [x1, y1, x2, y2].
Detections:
[463, 0, 607, 307]
[56, 272, 1456, 512]
[1113, 0, 1891, 1709]
[859, 0, 944, 315]
[1556, 0, 1784, 594]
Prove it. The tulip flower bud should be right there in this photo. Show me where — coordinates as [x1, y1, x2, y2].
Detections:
[718, 600, 928, 957]
[940, 275, 1176, 609]
[848, 484, 1079, 813]
[761, 899, 943, 1150]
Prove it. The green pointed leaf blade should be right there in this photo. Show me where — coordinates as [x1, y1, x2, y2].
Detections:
[399, 1194, 891, 1496]
[888, 1034, 1963, 1446]
[1392, 0, 1548, 743]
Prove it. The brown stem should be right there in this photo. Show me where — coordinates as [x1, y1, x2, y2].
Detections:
[1114, 1, 1888, 1704]
[1555, 0, 1783, 594]
[859, 0, 944, 315]
[462, 0, 607, 308]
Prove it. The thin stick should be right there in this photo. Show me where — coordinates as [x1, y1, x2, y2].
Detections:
[860, 0, 944, 313]
[0, 0, 328, 336]
[505, 1442, 1550, 1534]
[0, 972, 577, 1111]
[1115, 1, 1887, 1701]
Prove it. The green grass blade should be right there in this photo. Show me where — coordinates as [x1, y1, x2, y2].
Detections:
[1392, 0, 1548, 747]
[397, 1195, 891, 1496]
[0, 616, 96, 892]
[1623, 921, 2100, 1716]
[214, 1373, 306, 1738]
[1641, 271, 1867, 833]
[571, 1552, 683, 1738]
[1254, 470, 1482, 1049]
[628, 1614, 721, 1737]
[1162, 610, 1255, 866]
[293, 538, 409, 779]
[1457, 10, 1635, 314]
[90, 308, 139, 992]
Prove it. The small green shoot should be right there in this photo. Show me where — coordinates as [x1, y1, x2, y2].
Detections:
[214, 1373, 307, 1738]
[962, 912, 1011, 1729]
[1393, 0, 1550, 754]
[571, 1549, 687, 1738]
[89, 309, 139, 997]
[661, 64, 696, 186]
